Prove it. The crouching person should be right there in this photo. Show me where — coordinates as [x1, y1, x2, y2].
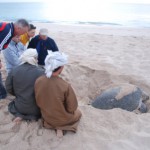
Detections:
[5, 48, 44, 124]
[35, 51, 82, 138]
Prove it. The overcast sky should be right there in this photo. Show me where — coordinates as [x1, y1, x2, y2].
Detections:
[1, 0, 150, 23]
[0, 0, 150, 3]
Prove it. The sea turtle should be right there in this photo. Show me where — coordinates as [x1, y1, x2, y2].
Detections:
[92, 84, 149, 113]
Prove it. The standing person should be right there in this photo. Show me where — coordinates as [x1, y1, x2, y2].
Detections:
[28, 28, 59, 67]
[35, 51, 82, 138]
[3, 35, 26, 74]
[5, 49, 44, 124]
[20, 24, 36, 46]
[0, 19, 29, 99]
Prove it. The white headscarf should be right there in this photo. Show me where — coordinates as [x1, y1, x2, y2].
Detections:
[19, 48, 38, 66]
[45, 51, 68, 78]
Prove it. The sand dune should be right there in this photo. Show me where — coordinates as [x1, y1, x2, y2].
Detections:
[0, 23, 150, 150]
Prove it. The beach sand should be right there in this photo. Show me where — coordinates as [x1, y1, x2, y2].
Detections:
[0, 23, 150, 150]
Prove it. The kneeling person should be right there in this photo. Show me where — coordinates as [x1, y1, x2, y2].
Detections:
[35, 51, 82, 137]
[5, 48, 44, 124]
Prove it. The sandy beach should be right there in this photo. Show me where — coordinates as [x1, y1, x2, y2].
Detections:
[0, 23, 150, 150]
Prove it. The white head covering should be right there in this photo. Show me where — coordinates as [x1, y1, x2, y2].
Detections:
[39, 28, 48, 36]
[45, 51, 68, 78]
[19, 48, 38, 66]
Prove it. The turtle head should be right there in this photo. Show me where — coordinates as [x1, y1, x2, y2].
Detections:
[139, 103, 147, 113]
[141, 91, 149, 102]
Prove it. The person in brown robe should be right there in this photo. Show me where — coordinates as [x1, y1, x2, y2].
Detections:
[35, 51, 82, 137]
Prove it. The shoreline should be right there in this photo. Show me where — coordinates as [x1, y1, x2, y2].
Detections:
[32, 22, 150, 37]
[1, 19, 150, 31]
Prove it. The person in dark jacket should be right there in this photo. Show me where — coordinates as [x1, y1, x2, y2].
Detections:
[28, 28, 59, 66]
[0, 19, 29, 100]
[5, 48, 44, 124]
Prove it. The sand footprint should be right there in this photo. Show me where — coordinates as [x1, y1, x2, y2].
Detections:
[0, 122, 21, 134]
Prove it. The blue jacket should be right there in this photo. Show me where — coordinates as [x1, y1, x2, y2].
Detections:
[2, 40, 26, 74]
[0, 22, 14, 50]
[28, 35, 59, 65]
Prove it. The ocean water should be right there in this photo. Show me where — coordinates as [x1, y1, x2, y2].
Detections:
[0, 2, 150, 27]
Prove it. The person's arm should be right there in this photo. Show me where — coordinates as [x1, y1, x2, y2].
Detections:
[0, 22, 7, 50]
[65, 84, 78, 113]
[5, 71, 15, 96]
[27, 37, 37, 49]
[0, 23, 12, 51]
[0, 51, 2, 69]
[17, 42, 27, 55]
[18, 42, 26, 51]
[48, 38, 59, 51]
[3, 46, 21, 66]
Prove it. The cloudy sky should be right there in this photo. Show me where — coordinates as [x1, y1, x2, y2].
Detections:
[0, 0, 150, 3]
[1, 0, 150, 23]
